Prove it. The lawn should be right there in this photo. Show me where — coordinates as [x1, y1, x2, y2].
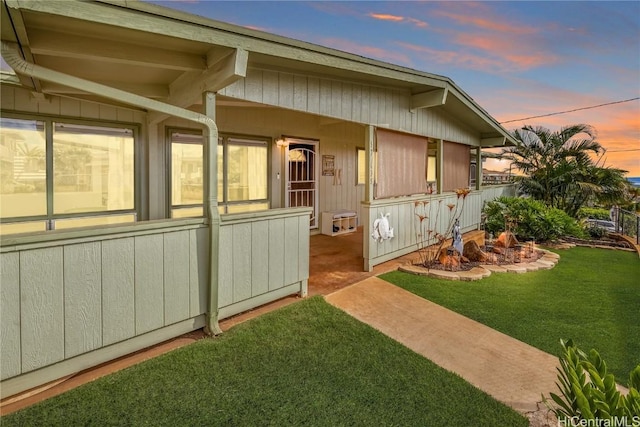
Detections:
[381, 246, 640, 381]
[2, 297, 527, 426]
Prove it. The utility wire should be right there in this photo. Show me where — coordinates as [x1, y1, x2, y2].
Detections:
[500, 97, 640, 124]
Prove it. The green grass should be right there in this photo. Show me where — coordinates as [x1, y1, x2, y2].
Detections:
[3, 297, 527, 426]
[381, 247, 640, 380]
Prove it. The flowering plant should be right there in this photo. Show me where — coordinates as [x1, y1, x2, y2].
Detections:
[414, 187, 470, 268]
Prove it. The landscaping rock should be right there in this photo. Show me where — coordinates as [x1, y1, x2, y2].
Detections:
[457, 270, 485, 281]
[530, 261, 553, 270]
[479, 264, 508, 273]
[518, 263, 540, 272]
[427, 270, 460, 281]
[503, 264, 528, 274]
[398, 264, 430, 276]
[398, 247, 558, 280]
[494, 231, 519, 248]
[463, 240, 489, 262]
[469, 267, 491, 278]
[540, 256, 558, 265]
[539, 250, 559, 259]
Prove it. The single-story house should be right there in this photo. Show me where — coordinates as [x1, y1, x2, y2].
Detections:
[0, 0, 516, 398]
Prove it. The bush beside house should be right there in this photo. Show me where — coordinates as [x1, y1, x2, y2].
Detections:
[483, 196, 585, 242]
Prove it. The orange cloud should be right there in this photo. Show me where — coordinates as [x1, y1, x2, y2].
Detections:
[369, 13, 404, 22]
[476, 78, 639, 176]
[434, 9, 538, 36]
[368, 12, 428, 28]
[396, 42, 529, 73]
[407, 17, 428, 28]
[454, 34, 559, 70]
[321, 38, 412, 66]
[423, 3, 561, 73]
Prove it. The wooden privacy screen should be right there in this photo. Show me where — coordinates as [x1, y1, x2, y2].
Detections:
[375, 128, 428, 199]
[442, 141, 470, 192]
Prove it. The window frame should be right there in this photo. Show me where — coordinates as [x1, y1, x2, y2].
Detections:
[356, 147, 378, 186]
[167, 129, 271, 217]
[224, 136, 270, 207]
[0, 111, 140, 233]
[167, 127, 207, 218]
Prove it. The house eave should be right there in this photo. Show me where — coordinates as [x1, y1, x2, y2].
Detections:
[3, 0, 514, 141]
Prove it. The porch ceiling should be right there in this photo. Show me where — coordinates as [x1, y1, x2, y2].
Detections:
[0, 0, 514, 144]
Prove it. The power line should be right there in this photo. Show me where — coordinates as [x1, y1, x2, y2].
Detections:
[606, 148, 640, 153]
[500, 97, 640, 124]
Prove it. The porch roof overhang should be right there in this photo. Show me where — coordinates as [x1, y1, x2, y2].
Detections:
[1, 0, 516, 146]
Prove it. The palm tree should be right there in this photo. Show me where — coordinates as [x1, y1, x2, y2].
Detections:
[503, 124, 628, 217]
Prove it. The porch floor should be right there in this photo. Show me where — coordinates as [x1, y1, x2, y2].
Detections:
[308, 226, 421, 296]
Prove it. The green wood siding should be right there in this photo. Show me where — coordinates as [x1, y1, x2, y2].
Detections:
[64, 242, 102, 358]
[0, 252, 20, 380]
[102, 238, 136, 346]
[0, 221, 209, 397]
[20, 247, 64, 372]
[267, 219, 285, 291]
[163, 231, 190, 325]
[134, 234, 165, 334]
[220, 69, 478, 145]
[0, 209, 310, 397]
[250, 221, 270, 296]
[217, 208, 311, 318]
[189, 228, 209, 318]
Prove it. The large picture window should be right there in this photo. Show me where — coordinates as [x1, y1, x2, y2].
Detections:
[0, 116, 137, 235]
[169, 131, 269, 218]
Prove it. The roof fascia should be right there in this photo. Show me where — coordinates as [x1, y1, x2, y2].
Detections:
[9, 0, 447, 88]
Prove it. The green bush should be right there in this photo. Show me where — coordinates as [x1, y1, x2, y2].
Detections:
[578, 207, 611, 220]
[483, 197, 585, 242]
[587, 225, 607, 239]
[544, 339, 640, 423]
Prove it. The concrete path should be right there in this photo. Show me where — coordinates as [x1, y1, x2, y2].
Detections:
[325, 277, 559, 415]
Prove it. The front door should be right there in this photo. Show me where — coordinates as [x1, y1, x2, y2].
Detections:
[285, 138, 319, 228]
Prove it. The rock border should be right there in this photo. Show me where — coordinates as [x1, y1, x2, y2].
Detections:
[398, 249, 560, 281]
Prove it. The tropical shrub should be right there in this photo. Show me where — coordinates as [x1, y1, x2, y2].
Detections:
[483, 196, 585, 242]
[578, 207, 611, 220]
[503, 124, 628, 217]
[544, 339, 640, 424]
[586, 225, 607, 239]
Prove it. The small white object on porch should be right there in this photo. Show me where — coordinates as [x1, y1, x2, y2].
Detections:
[321, 210, 358, 236]
[371, 212, 394, 243]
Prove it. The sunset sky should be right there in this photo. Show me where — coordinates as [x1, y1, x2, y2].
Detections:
[150, 0, 640, 176]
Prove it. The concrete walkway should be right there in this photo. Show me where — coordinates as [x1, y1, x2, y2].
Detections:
[325, 277, 559, 415]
